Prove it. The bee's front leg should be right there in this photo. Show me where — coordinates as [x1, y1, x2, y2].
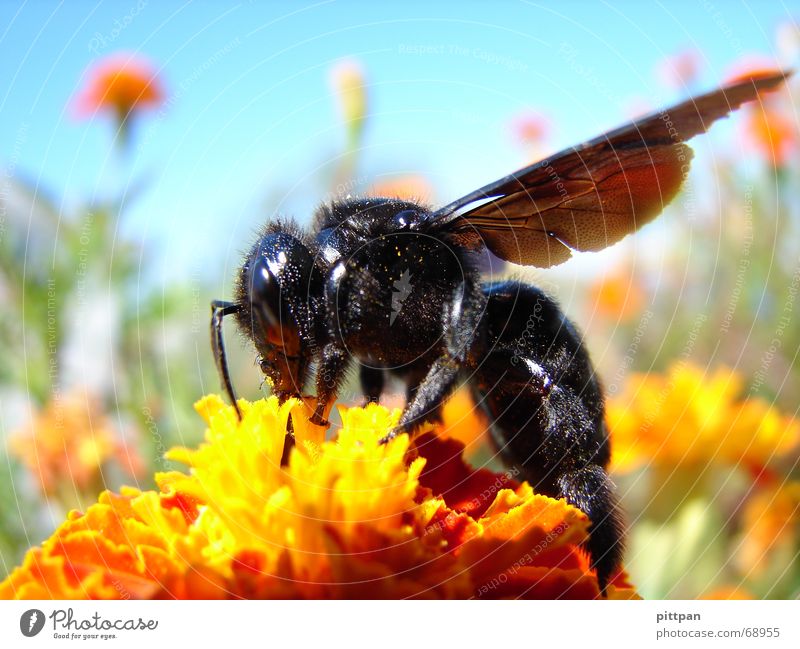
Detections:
[381, 356, 461, 443]
[382, 279, 486, 443]
[310, 342, 349, 427]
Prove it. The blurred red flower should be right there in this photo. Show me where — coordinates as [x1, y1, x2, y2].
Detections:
[72, 53, 164, 133]
[510, 112, 549, 144]
[509, 111, 550, 163]
[656, 48, 703, 90]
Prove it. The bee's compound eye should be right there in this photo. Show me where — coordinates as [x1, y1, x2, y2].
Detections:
[248, 255, 301, 351]
[250, 257, 284, 329]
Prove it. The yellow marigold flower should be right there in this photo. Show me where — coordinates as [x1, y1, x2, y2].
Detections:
[9, 391, 143, 497]
[1, 396, 637, 599]
[735, 481, 800, 578]
[607, 362, 800, 474]
[330, 58, 367, 147]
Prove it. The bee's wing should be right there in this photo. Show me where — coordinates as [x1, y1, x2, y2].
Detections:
[433, 71, 789, 267]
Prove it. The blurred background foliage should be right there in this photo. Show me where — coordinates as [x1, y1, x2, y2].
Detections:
[0, 4, 799, 600]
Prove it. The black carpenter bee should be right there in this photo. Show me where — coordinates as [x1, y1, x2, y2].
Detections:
[211, 72, 787, 592]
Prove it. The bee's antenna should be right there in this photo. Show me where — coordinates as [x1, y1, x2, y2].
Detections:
[211, 300, 243, 420]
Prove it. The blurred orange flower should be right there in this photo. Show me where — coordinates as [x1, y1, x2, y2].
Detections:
[741, 101, 797, 167]
[735, 481, 800, 578]
[72, 53, 164, 140]
[9, 391, 143, 497]
[368, 174, 434, 202]
[510, 112, 550, 162]
[511, 112, 549, 144]
[587, 265, 646, 323]
[724, 60, 797, 167]
[439, 387, 489, 452]
[1, 395, 637, 600]
[607, 362, 800, 474]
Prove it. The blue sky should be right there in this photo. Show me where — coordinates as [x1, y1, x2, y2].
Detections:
[1, 0, 797, 291]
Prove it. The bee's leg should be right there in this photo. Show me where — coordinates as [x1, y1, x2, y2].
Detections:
[311, 342, 349, 426]
[210, 300, 243, 420]
[280, 418, 296, 466]
[556, 461, 624, 594]
[384, 279, 486, 441]
[385, 357, 460, 441]
[359, 365, 385, 405]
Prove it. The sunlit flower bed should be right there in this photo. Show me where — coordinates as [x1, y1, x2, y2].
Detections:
[608, 362, 800, 475]
[605, 361, 800, 598]
[0, 396, 637, 599]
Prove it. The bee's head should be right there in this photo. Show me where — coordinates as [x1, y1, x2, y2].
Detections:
[235, 227, 319, 401]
